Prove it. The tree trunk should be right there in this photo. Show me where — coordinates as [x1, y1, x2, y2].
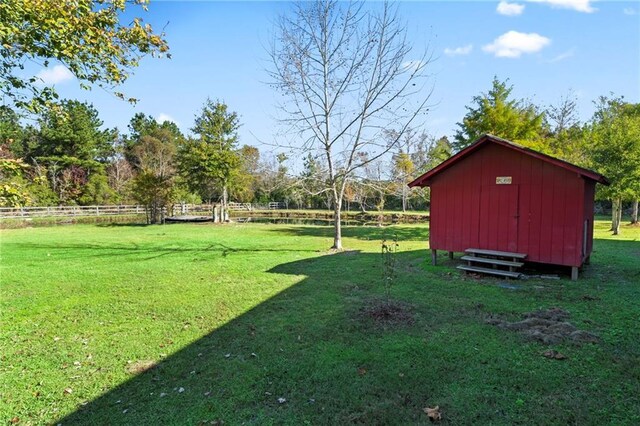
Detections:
[222, 185, 229, 222]
[331, 179, 344, 250]
[611, 198, 621, 235]
[617, 202, 623, 233]
[631, 199, 638, 224]
[332, 202, 342, 250]
[402, 184, 407, 213]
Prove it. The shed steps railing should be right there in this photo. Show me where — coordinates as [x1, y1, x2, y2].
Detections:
[458, 248, 527, 279]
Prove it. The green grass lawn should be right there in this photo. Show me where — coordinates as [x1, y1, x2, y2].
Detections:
[1, 220, 638, 425]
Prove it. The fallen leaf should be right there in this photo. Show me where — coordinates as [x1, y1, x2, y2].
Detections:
[424, 406, 441, 422]
[63, 388, 73, 395]
[126, 360, 156, 375]
[357, 367, 367, 376]
[542, 349, 568, 360]
[178, 387, 185, 393]
[277, 397, 286, 404]
[159, 392, 167, 397]
[10, 417, 19, 424]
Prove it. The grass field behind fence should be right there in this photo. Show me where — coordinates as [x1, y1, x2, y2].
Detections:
[0, 220, 638, 424]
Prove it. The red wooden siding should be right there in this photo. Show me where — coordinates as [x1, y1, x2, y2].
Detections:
[582, 181, 596, 261]
[428, 143, 588, 267]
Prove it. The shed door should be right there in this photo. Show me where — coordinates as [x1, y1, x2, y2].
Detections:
[478, 185, 519, 252]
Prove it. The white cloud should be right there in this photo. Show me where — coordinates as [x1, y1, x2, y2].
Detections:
[36, 65, 74, 85]
[526, 0, 596, 13]
[546, 49, 575, 63]
[497, 1, 525, 16]
[623, 8, 636, 15]
[483, 31, 551, 58]
[444, 45, 473, 57]
[156, 113, 178, 125]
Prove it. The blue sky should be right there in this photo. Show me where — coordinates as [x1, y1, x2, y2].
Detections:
[38, 0, 639, 157]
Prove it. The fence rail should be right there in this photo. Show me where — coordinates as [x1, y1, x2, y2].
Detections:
[0, 202, 285, 219]
[0, 205, 146, 219]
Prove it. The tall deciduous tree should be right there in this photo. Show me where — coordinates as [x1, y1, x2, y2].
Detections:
[125, 113, 183, 167]
[130, 128, 178, 224]
[233, 145, 260, 203]
[589, 96, 640, 234]
[454, 77, 544, 152]
[269, 0, 433, 250]
[178, 100, 240, 221]
[544, 93, 587, 165]
[392, 150, 414, 212]
[0, 0, 169, 112]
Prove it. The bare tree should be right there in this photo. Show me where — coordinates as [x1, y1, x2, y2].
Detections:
[269, 0, 433, 249]
[546, 92, 579, 134]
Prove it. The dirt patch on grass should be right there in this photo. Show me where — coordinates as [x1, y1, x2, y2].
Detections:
[126, 360, 157, 375]
[486, 307, 599, 345]
[360, 299, 414, 327]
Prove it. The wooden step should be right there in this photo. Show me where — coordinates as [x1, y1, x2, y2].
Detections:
[456, 265, 522, 279]
[460, 255, 524, 268]
[464, 248, 527, 259]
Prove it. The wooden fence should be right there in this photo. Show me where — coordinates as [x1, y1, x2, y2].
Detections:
[0, 202, 285, 219]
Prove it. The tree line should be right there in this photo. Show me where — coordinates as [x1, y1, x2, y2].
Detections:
[1, 0, 637, 236]
[0, 99, 285, 223]
[1, 76, 638, 231]
[0, 96, 444, 219]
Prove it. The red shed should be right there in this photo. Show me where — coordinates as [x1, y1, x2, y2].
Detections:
[408, 134, 609, 280]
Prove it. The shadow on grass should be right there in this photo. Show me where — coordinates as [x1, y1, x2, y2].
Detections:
[52, 235, 639, 424]
[55, 249, 439, 425]
[266, 224, 429, 242]
[96, 222, 151, 228]
[10, 242, 321, 261]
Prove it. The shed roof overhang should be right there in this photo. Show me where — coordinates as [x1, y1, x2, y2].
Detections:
[408, 134, 610, 188]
